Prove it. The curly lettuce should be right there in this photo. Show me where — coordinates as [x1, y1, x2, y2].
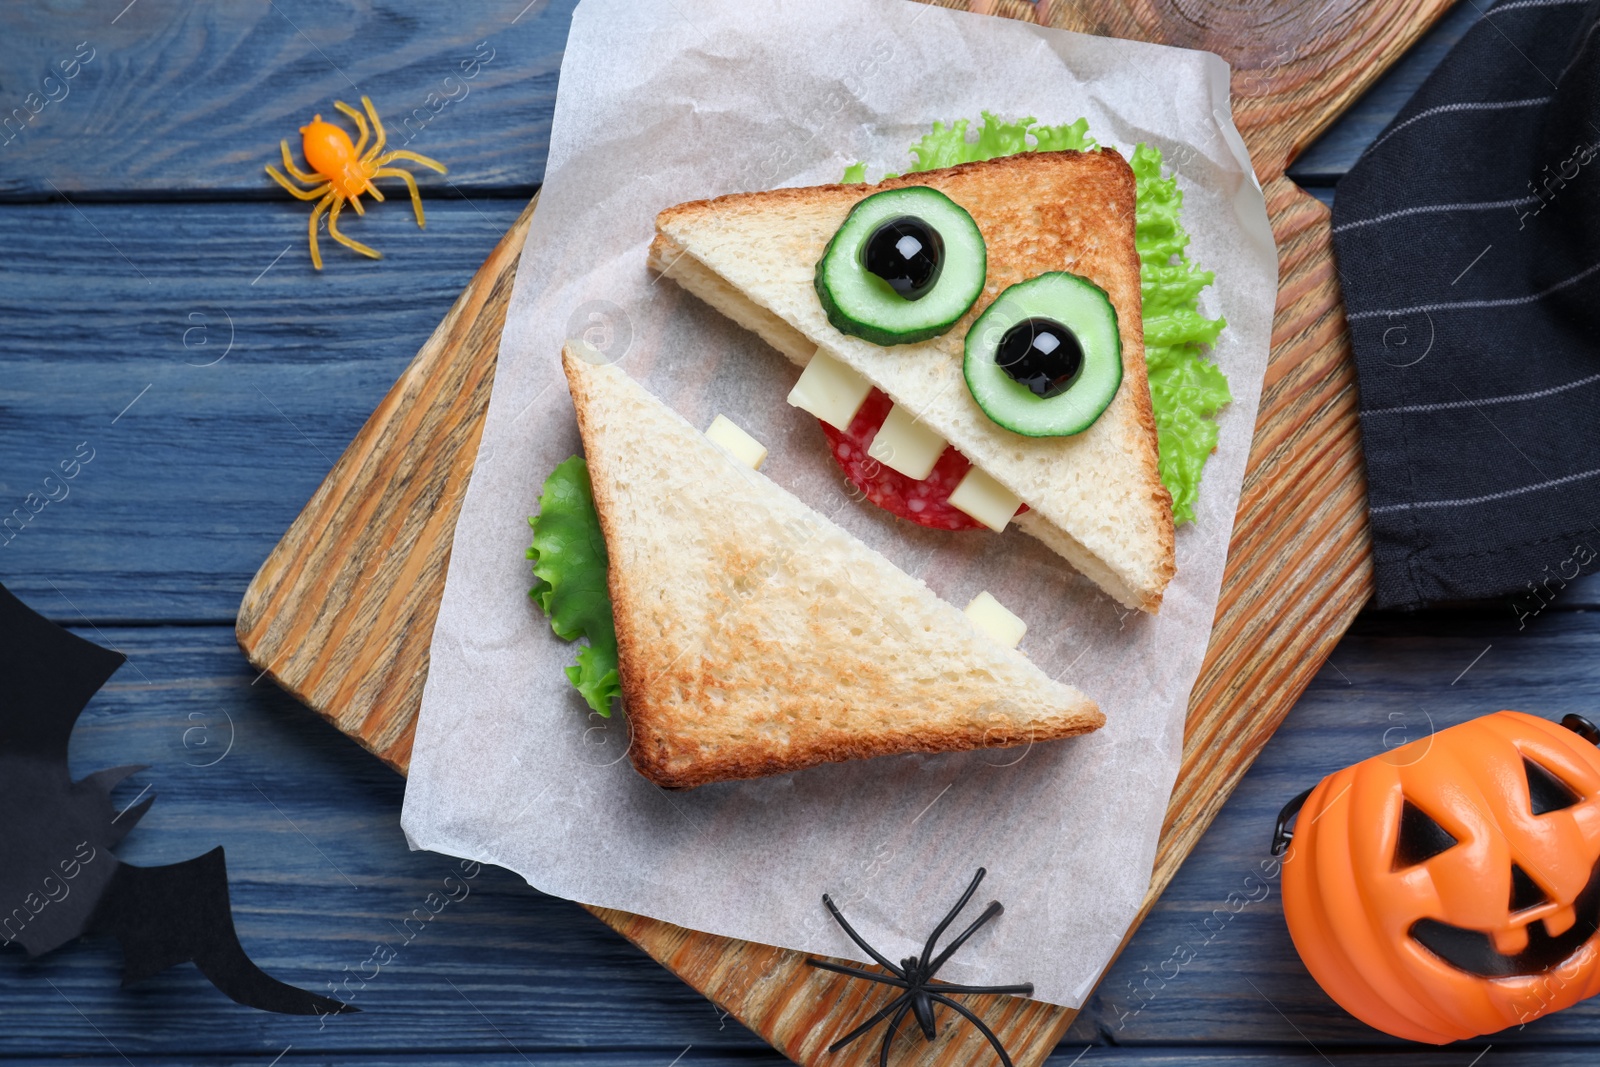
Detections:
[844, 113, 1229, 525]
[527, 457, 620, 715]
[1130, 143, 1230, 524]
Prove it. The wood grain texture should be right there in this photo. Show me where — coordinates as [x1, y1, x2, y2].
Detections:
[1286, 0, 1483, 183]
[0, 0, 1474, 203]
[13, 613, 1600, 1059]
[0, 198, 527, 623]
[0, 0, 571, 201]
[237, 197, 537, 769]
[35, 1052, 1600, 1067]
[1075, 608, 1600, 1047]
[0, 626, 777, 1058]
[232, 1, 1454, 1064]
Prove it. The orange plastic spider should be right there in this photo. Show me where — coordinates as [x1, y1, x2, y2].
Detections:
[265, 95, 447, 270]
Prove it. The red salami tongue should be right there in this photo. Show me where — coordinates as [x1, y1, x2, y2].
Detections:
[818, 388, 1025, 532]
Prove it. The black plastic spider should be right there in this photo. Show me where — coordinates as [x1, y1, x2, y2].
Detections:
[805, 867, 1033, 1067]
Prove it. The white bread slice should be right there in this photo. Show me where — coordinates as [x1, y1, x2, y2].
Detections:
[649, 151, 1175, 612]
[561, 343, 1104, 790]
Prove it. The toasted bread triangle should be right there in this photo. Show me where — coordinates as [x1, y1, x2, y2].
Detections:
[561, 345, 1103, 789]
[649, 150, 1175, 612]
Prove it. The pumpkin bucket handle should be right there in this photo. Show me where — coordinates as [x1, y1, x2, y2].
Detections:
[1271, 786, 1314, 857]
[1562, 714, 1600, 746]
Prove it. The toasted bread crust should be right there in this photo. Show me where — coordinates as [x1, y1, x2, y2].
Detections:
[651, 151, 1175, 611]
[634, 716, 1103, 790]
[562, 346, 1103, 789]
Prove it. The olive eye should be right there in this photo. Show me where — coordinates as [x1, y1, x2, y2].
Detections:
[963, 273, 1124, 438]
[862, 216, 945, 302]
[816, 187, 987, 346]
[1393, 800, 1458, 870]
[1524, 757, 1580, 815]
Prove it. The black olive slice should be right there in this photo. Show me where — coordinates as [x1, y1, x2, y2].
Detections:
[995, 317, 1085, 399]
[862, 216, 944, 301]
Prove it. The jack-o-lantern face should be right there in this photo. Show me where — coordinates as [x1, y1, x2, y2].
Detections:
[1278, 711, 1600, 1044]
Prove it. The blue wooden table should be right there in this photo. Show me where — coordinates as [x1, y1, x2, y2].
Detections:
[4, 1, 1597, 1063]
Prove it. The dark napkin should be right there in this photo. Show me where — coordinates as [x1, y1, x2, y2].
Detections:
[1332, 0, 1600, 611]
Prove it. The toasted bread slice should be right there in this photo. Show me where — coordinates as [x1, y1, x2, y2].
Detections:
[561, 344, 1103, 789]
[649, 150, 1175, 612]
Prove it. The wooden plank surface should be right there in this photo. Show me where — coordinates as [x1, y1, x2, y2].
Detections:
[231, 0, 1463, 1063]
[30, 1053, 1600, 1067]
[0, 199, 527, 621]
[1285, 0, 1481, 183]
[8, 611, 1600, 1059]
[0, 0, 1477, 203]
[0, 0, 571, 201]
[11, 0, 1600, 1062]
[1074, 608, 1600, 1047]
[9, 0, 1590, 632]
[22, 1052, 1600, 1067]
[4, 627, 771, 1058]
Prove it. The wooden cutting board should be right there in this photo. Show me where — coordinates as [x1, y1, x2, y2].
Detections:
[236, 0, 1453, 1062]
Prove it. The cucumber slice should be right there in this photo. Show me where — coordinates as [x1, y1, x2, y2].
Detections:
[963, 273, 1123, 437]
[814, 187, 986, 346]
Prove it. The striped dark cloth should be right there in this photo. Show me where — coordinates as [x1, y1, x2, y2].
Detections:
[1333, 0, 1600, 611]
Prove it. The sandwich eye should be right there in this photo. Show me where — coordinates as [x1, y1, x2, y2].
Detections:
[994, 318, 1083, 400]
[1524, 757, 1580, 815]
[1393, 800, 1459, 870]
[815, 186, 987, 346]
[862, 216, 944, 301]
[963, 272, 1123, 437]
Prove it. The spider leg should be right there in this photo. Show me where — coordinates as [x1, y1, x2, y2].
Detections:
[928, 993, 1016, 1067]
[278, 140, 319, 184]
[266, 165, 330, 202]
[877, 1000, 913, 1067]
[805, 958, 909, 989]
[373, 148, 448, 175]
[911, 986, 939, 1040]
[345, 190, 367, 216]
[820, 894, 906, 978]
[374, 166, 426, 228]
[918, 868, 988, 973]
[924, 980, 1034, 997]
[307, 192, 334, 271]
[328, 197, 381, 260]
[362, 95, 387, 156]
[334, 99, 370, 157]
[927, 900, 1005, 977]
[826, 991, 910, 1053]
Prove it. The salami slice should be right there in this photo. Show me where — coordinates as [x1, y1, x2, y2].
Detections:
[819, 388, 1025, 532]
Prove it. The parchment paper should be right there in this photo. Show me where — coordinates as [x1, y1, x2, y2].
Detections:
[401, 0, 1276, 1007]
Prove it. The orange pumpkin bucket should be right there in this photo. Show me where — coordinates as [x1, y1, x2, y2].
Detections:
[1273, 711, 1600, 1044]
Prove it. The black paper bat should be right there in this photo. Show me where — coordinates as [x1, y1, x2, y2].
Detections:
[0, 582, 354, 1016]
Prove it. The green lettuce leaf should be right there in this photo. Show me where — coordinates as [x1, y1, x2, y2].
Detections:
[527, 456, 620, 715]
[1130, 143, 1230, 525]
[844, 115, 1230, 525]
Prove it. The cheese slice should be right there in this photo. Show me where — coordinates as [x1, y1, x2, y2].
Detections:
[705, 414, 767, 470]
[947, 466, 1021, 533]
[868, 403, 947, 480]
[965, 591, 1027, 649]
[787, 348, 871, 431]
